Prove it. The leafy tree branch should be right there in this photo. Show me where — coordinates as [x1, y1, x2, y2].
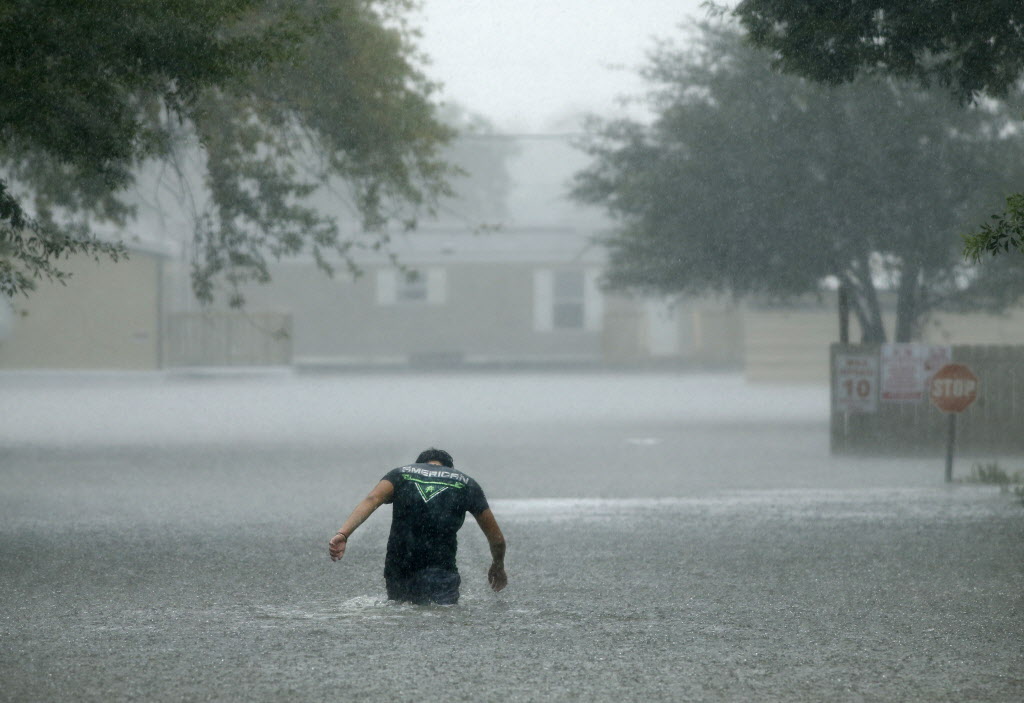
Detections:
[732, 1, 1024, 262]
[0, 0, 456, 306]
[573, 22, 1024, 343]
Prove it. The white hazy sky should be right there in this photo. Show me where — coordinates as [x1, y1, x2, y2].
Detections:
[414, 0, 715, 132]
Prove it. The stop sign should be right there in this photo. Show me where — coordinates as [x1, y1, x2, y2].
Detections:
[929, 364, 979, 413]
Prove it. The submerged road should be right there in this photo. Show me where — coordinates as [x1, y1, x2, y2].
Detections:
[1, 372, 1021, 701]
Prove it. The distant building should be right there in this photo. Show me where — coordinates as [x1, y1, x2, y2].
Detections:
[234, 228, 610, 368]
[19, 134, 1024, 379]
[742, 291, 1024, 383]
[174, 134, 746, 370]
[0, 240, 172, 370]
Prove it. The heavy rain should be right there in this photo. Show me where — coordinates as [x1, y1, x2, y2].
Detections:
[2, 2, 1023, 702]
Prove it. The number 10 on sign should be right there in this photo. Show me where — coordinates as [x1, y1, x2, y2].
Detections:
[834, 353, 879, 413]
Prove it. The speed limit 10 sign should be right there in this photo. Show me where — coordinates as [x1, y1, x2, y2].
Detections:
[835, 353, 879, 413]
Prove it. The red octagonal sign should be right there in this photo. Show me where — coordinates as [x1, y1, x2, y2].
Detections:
[930, 364, 979, 413]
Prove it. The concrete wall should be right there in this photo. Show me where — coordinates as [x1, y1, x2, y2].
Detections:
[0, 253, 162, 370]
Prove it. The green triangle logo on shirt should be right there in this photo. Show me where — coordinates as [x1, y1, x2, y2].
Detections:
[415, 482, 449, 503]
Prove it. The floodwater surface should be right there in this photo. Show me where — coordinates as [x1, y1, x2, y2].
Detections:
[1, 372, 1021, 701]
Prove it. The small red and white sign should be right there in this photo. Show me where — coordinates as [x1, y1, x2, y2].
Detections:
[929, 364, 979, 413]
[881, 344, 951, 402]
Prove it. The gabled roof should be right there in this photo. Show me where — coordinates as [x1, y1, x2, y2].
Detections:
[350, 227, 609, 266]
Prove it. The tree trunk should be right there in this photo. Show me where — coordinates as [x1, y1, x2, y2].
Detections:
[849, 257, 886, 343]
[850, 285, 886, 342]
[894, 263, 920, 343]
[837, 282, 850, 343]
[838, 270, 886, 343]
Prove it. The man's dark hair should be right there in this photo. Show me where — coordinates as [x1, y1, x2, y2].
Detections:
[416, 448, 454, 468]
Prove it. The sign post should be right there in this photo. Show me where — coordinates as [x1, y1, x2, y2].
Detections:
[929, 364, 979, 482]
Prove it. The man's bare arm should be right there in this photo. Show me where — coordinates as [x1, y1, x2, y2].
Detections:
[474, 508, 507, 592]
[328, 480, 394, 562]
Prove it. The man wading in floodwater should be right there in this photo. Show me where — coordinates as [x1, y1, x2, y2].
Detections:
[328, 448, 507, 605]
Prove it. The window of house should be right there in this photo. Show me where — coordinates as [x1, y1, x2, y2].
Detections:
[552, 270, 585, 329]
[376, 268, 446, 305]
[533, 268, 603, 332]
[396, 271, 428, 302]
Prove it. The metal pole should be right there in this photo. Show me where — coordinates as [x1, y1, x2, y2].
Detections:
[838, 283, 850, 344]
[944, 412, 957, 483]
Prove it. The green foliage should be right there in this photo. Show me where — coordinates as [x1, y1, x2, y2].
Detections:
[0, 0, 280, 297]
[965, 461, 1016, 486]
[963, 462, 1024, 505]
[963, 193, 1024, 262]
[0, 0, 289, 179]
[572, 23, 1024, 343]
[0, 0, 455, 306]
[734, 0, 1024, 104]
[0, 179, 126, 296]
[184, 0, 456, 305]
[733, 2, 1024, 265]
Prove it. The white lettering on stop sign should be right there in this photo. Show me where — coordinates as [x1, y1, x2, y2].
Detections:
[929, 364, 979, 413]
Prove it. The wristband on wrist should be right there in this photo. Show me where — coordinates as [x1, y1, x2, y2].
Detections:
[336, 531, 348, 541]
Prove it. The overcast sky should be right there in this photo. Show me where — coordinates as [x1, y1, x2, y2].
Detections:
[414, 0, 714, 133]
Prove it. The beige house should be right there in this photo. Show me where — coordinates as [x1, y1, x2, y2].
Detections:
[0, 228, 745, 372]
[0, 135, 747, 372]
[234, 228, 679, 368]
[6, 233, 1020, 378]
[603, 294, 742, 368]
[16, 134, 1020, 378]
[0, 242, 171, 370]
[203, 225, 744, 370]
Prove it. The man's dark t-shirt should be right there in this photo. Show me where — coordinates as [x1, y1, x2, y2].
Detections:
[381, 463, 489, 578]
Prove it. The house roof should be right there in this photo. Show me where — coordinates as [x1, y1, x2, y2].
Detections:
[343, 226, 609, 266]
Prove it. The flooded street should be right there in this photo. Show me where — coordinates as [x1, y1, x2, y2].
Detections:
[2, 372, 1022, 701]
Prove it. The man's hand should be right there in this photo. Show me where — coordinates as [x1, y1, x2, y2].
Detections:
[474, 509, 507, 592]
[487, 562, 507, 592]
[328, 532, 348, 562]
[327, 480, 394, 563]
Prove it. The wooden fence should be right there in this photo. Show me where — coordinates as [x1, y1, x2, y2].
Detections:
[164, 311, 292, 367]
[830, 344, 1024, 455]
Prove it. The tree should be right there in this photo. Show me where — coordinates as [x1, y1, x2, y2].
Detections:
[963, 193, 1024, 262]
[0, 0, 455, 306]
[732, 0, 1024, 260]
[572, 23, 1024, 343]
[0, 0, 286, 297]
[733, 0, 1024, 103]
